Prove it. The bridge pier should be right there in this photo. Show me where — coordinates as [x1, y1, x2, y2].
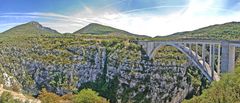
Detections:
[209, 44, 213, 70]
[211, 44, 215, 78]
[202, 44, 206, 69]
[195, 43, 198, 59]
[221, 41, 236, 72]
[217, 44, 221, 74]
[147, 42, 154, 57]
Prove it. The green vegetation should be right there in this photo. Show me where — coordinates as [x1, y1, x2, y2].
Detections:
[73, 23, 149, 37]
[183, 64, 240, 103]
[1, 21, 60, 38]
[73, 89, 109, 103]
[74, 23, 124, 34]
[0, 91, 15, 103]
[166, 22, 240, 40]
[38, 89, 61, 103]
[0, 91, 22, 103]
[38, 88, 108, 103]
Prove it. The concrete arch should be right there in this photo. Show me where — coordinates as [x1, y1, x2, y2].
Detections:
[149, 43, 220, 81]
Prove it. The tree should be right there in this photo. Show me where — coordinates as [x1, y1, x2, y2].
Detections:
[73, 88, 109, 103]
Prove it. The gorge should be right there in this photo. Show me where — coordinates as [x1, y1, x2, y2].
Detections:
[0, 21, 240, 103]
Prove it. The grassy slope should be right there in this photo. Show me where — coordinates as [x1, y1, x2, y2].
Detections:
[0, 21, 61, 45]
[161, 22, 240, 40]
[74, 23, 123, 34]
[73, 23, 149, 37]
[1, 21, 60, 38]
[183, 63, 240, 103]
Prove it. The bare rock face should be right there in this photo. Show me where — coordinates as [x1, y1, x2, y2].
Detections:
[106, 52, 195, 103]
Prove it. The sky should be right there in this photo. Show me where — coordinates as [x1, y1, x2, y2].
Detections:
[0, 0, 240, 37]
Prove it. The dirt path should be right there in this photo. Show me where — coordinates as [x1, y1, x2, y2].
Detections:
[0, 84, 41, 103]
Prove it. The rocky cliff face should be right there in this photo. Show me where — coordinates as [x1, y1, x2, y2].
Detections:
[0, 36, 204, 103]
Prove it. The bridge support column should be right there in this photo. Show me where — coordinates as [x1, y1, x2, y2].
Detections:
[184, 43, 187, 47]
[189, 43, 192, 54]
[195, 43, 198, 59]
[147, 42, 155, 59]
[221, 41, 235, 72]
[217, 44, 221, 74]
[211, 45, 215, 78]
[202, 44, 206, 69]
[209, 44, 212, 68]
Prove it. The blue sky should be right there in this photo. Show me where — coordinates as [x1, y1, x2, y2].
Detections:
[1, 0, 240, 36]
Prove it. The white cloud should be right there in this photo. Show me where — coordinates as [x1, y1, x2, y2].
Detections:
[41, 22, 85, 33]
[1, 0, 240, 37]
[90, 0, 240, 37]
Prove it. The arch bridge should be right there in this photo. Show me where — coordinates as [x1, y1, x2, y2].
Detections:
[132, 39, 240, 82]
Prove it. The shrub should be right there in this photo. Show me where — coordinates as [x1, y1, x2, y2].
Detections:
[12, 84, 21, 92]
[38, 88, 61, 103]
[61, 93, 74, 102]
[0, 91, 15, 103]
[73, 88, 109, 103]
[183, 65, 240, 103]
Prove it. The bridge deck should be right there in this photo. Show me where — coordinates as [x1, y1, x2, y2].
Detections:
[132, 39, 240, 46]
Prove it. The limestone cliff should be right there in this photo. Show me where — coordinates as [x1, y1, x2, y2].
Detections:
[0, 36, 205, 103]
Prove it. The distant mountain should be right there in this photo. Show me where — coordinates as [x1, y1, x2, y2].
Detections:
[160, 22, 240, 40]
[1, 22, 149, 38]
[1, 21, 60, 37]
[74, 23, 149, 37]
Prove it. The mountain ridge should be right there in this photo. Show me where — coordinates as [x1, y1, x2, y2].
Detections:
[2, 21, 240, 39]
[1, 21, 60, 37]
[161, 21, 240, 40]
[1, 21, 150, 37]
[73, 23, 149, 37]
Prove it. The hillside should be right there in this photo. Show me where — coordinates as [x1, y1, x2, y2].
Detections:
[1, 21, 60, 37]
[160, 22, 240, 40]
[73, 23, 149, 37]
[183, 63, 240, 103]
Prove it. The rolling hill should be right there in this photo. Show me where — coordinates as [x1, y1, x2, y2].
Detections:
[73, 23, 149, 37]
[1, 21, 60, 37]
[1, 22, 149, 38]
[160, 22, 240, 40]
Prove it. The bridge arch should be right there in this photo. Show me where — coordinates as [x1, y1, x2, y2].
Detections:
[148, 43, 220, 81]
[133, 40, 240, 82]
